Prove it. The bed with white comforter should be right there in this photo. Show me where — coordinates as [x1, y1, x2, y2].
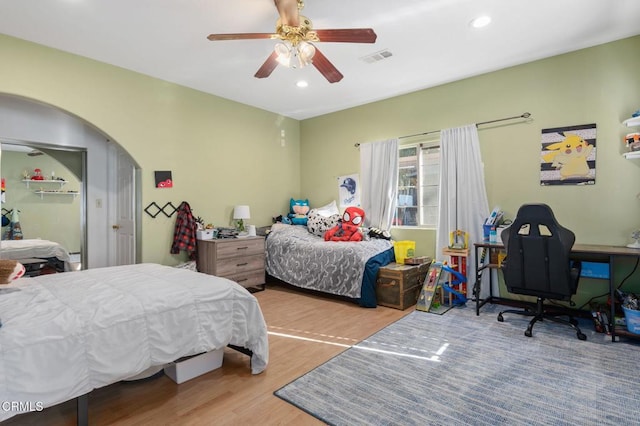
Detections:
[0, 263, 269, 422]
[0, 238, 73, 271]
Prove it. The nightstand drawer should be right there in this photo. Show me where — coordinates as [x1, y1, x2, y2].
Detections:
[227, 270, 265, 289]
[215, 238, 264, 259]
[215, 254, 265, 276]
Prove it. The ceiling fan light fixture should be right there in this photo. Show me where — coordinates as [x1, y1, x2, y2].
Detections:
[275, 42, 292, 67]
[297, 41, 316, 67]
[209, 0, 377, 82]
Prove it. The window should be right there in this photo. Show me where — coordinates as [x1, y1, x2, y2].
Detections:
[393, 143, 440, 228]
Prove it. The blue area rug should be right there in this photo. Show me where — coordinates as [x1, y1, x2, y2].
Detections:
[275, 304, 640, 425]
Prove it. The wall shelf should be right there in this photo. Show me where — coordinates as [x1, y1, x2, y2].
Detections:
[22, 179, 77, 198]
[623, 116, 640, 127]
[33, 190, 79, 199]
[623, 151, 640, 159]
[22, 179, 67, 189]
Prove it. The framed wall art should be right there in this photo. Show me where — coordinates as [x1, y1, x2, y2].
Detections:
[540, 123, 596, 186]
[154, 171, 173, 188]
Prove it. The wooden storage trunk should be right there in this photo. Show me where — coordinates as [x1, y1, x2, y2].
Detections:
[376, 261, 432, 310]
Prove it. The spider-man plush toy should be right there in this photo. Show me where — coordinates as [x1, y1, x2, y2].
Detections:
[324, 207, 365, 242]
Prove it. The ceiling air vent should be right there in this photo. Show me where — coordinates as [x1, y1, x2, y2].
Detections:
[360, 49, 393, 64]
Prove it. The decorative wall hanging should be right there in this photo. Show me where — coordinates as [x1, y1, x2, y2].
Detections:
[540, 123, 596, 186]
[338, 173, 360, 208]
[154, 171, 173, 188]
[144, 201, 179, 218]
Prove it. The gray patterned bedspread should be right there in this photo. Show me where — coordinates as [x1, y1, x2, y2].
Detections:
[265, 223, 394, 298]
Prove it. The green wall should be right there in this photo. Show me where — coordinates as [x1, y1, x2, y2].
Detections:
[299, 35, 640, 306]
[300, 36, 640, 262]
[0, 34, 301, 265]
[1, 150, 82, 252]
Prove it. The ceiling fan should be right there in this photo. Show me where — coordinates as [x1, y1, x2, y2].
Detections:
[207, 0, 377, 83]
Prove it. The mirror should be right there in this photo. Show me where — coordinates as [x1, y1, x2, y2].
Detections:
[1, 141, 85, 270]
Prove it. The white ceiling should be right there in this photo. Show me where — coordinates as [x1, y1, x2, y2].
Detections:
[1, 0, 639, 120]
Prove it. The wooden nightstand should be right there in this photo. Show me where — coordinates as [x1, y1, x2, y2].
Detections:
[196, 236, 266, 291]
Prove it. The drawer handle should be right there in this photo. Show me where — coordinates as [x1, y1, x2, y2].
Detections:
[237, 278, 248, 283]
[236, 246, 249, 250]
[237, 262, 248, 267]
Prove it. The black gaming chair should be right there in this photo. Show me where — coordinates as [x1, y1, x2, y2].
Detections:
[497, 204, 586, 340]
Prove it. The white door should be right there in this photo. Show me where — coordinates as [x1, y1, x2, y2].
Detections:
[107, 143, 136, 266]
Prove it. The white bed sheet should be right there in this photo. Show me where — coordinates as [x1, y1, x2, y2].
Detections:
[0, 238, 72, 271]
[0, 263, 269, 421]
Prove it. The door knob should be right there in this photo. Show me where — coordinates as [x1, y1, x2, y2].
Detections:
[112, 225, 120, 230]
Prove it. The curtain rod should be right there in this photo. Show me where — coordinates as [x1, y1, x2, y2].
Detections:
[354, 112, 531, 147]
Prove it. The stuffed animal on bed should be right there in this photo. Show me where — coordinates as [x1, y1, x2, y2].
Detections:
[324, 207, 365, 242]
[0, 260, 26, 284]
[288, 198, 310, 226]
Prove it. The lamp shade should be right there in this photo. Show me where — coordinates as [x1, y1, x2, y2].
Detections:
[233, 205, 251, 220]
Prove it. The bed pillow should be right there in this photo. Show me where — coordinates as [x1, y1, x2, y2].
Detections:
[307, 211, 341, 238]
[314, 200, 340, 218]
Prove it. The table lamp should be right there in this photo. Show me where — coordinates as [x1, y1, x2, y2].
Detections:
[233, 205, 250, 233]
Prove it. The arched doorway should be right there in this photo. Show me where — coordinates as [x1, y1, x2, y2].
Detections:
[0, 93, 140, 268]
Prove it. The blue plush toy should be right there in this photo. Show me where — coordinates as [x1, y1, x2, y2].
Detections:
[288, 198, 310, 226]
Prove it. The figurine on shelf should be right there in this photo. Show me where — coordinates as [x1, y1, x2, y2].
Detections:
[30, 168, 44, 181]
[625, 133, 640, 152]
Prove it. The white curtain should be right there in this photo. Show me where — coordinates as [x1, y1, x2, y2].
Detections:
[359, 138, 399, 230]
[436, 125, 490, 298]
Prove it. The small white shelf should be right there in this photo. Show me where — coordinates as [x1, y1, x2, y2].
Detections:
[623, 116, 640, 127]
[33, 190, 79, 199]
[22, 179, 67, 189]
[623, 151, 640, 159]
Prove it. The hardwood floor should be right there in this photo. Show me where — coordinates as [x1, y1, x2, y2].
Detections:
[5, 284, 410, 425]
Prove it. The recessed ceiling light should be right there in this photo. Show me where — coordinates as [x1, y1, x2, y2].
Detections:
[470, 15, 492, 28]
[296, 80, 308, 88]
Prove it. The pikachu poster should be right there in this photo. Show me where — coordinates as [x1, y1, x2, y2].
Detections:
[540, 123, 596, 186]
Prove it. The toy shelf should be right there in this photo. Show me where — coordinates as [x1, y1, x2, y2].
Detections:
[33, 190, 79, 199]
[22, 179, 67, 189]
[623, 116, 640, 127]
[623, 151, 640, 159]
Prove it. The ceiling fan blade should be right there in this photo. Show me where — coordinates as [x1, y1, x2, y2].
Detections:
[254, 51, 279, 79]
[311, 48, 343, 83]
[314, 28, 377, 43]
[207, 33, 275, 41]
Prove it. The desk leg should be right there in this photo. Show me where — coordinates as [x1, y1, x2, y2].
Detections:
[474, 245, 493, 316]
[609, 255, 617, 342]
[474, 246, 481, 316]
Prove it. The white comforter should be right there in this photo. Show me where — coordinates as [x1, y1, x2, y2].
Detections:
[0, 263, 269, 421]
